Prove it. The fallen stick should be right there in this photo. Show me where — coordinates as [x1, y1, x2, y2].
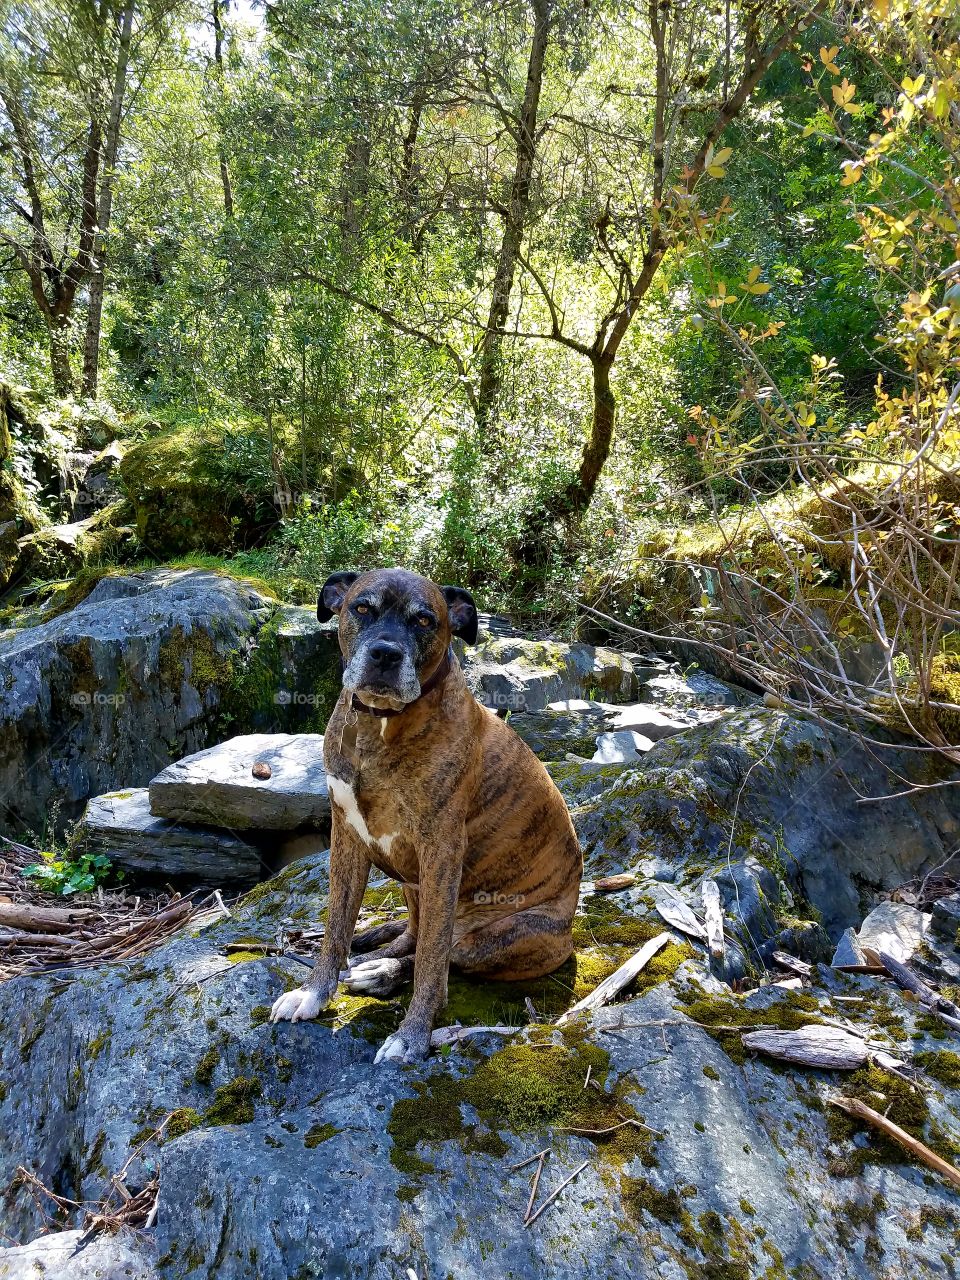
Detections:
[0, 904, 96, 931]
[877, 949, 960, 1034]
[556, 933, 671, 1026]
[524, 1159, 590, 1227]
[510, 1148, 550, 1172]
[701, 880, 726, 968]
[557, 1117, 662, 1138]
[830, 1096, 960, 1190]
[524, 1150, 548, 1223]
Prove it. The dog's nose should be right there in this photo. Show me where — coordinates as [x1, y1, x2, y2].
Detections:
[369, 640, 403, 671]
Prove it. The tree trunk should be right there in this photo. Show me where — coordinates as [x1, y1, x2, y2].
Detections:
[213, 0, 235, 218]
[475, 0, 552, 433]
[82, 0, 136, 399]
[49, 316, 76, 398]
[566, 356, 616, 515]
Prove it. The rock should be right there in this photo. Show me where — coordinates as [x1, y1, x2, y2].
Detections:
[13, 503, 134, 581]
[149, 734, 329, 831]
[605, 702, 727, 740]
[591, 730, 654, 764]
[464, 637, 636, 713]
[854, 901, 932, 964]
[82, 789, 264, 883]
[638, 669, 759, 708]
[831, 927, 867, 967]
[0, 570, 342, 833]
[118, 420, 280, 555]
[931, 893, 960, 941]
[0, 834, 958, 1278]
[568, 707, 960, 938]
[510, 706, 610, 761]
[0, 1229, 156, 1279]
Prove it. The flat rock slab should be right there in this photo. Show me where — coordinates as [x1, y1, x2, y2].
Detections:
[0, 1228, 156, 1279]
[592, 729, 655, 763]
[638, 670, 759, 708]
[149, 733, 329, 831]
[605, 702, 728, 739]
[83, 789, 263, 883]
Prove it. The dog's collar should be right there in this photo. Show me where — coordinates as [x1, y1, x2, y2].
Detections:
[349, 647, 454, 719]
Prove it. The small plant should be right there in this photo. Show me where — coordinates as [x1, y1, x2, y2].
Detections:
[23, 849, 116, 896]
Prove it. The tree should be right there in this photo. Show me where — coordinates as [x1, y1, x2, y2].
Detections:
[0, 0, 176, 397]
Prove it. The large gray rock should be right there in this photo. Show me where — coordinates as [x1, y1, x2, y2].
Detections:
[464, 637, 636, 713]
[0, 570, 340, 834]
[0, 841, 957, 1279]
[563, 707, 960, 939]
[638, 669, 759, 708]
[82, 789, 264, 883]
[149, 733, 329, 831]
[854, 900, 931, 963]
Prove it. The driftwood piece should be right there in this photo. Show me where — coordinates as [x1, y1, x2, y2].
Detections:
[771, 951, 812, 978]
[430, 1023, 516, 1048]
[742, 1025, 870, 1069]
[830, 1096, 960, 1190]
[556, 933, 671, 1026]
[653, 887, 707, 942]
[524, 1159, 590, 1227]
[0, 903, 95, 931]
[701, 880, 726, 965]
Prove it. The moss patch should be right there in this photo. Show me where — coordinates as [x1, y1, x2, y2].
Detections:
[304, 1123, 338, 1148]
[167, 1108, 202, 1140]
[916, 1050, 960, 1090]
[203, 1076, 262, 1126]
[677, 985, 822, 1065]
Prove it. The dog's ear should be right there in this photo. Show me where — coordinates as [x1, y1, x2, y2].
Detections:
[317, 572, 360, 622]
[442, 585, 479, 646]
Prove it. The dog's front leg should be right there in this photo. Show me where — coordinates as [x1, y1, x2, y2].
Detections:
[374, 823, 465, 1065]
[270, 813, 370, 1023]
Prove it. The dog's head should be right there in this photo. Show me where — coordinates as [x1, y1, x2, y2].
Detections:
[318, 568, 478, 711]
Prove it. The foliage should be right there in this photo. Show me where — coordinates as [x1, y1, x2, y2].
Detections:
[23, 849, 116, 896]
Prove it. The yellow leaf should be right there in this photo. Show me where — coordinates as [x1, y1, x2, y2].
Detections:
[840, 161, 864, 186]
[746, 265, 761, 285]
[819, 46, 840, 74]
[712, 147, 733, 166]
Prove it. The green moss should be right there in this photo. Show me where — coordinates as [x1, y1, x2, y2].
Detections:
[250, 1005, 271, 1026]
[828, 1065, 932, 1175]
[396, 1183, 419, 1203]
[703, 1064, 720, 1081]
[304, 1123, 338, 1148]
[194, 1043, 222, 1086]
[88, 1030, 111, 1061]
[167, 1108, 202, 1140]
[226, 949, 269, 965]
[203, 1076, 262, 1126]
[916, 1050, 960, 1089]
[623, 1176, 687, 1224]
[157, 623, 235, 698]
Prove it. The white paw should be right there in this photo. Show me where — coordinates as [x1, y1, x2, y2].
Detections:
[343, 958, 404, 994]
[269, 986, 325, 1024]
[373, 1029, 428, 1065]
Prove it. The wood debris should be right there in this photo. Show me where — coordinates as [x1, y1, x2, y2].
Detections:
[701, 879, 726, 968]
[0, 835, 224, 982]
[592, 874, 636, 893]
[524, 1159, 590, 1227]
[429, 1023, 516, 1048]
[771, 950, 812, 978]
[830, 1096, 960, 1191]
[877, 949, 960, 1034]
[653, 886, 707, 941]
[555, 932, 671, 1026]
[741, 1024, 871, 1069]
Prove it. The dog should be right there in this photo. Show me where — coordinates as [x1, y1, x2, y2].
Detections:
[269, 568, 583, 1063]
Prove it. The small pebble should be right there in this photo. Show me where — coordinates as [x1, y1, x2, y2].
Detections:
[252, 761, 272, 780]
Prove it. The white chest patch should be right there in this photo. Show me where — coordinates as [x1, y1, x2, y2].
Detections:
[328, 775, 398, 856]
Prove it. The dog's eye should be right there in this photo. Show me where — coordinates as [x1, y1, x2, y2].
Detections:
[416, 614, 433, 628]
[355, 604, 370, 615]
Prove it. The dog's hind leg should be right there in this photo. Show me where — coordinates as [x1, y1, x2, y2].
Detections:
[451, 900, 576, 981]
[342, 955, 415, 997]
[351, 919, 406, 954]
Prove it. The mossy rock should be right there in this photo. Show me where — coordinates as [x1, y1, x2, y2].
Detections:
[119, 417, 279, 556]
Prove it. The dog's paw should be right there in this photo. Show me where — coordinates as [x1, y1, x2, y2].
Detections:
[374, 1027, 430, 1065]
[269, 986, 326, 1024]
[343, 957, 410, 997]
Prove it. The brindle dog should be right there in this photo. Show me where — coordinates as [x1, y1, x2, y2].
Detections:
[269, 568, 582, 1063]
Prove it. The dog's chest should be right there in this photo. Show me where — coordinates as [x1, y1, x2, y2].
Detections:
[327, 772, 416, 878]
